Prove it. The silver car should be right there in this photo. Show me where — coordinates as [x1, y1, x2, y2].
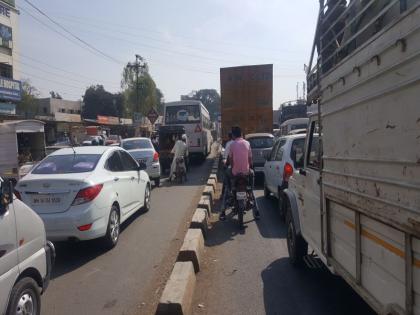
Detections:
[121, 137, 161, 186]
[245, 133, 275, 174]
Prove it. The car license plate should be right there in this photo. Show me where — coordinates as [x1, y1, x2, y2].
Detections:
[236, 192, 247, 200]
[32, 195, 61, 205]
[255, 167, 264, 172]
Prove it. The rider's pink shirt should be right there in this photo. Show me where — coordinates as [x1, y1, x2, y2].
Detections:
[229, 138, 252, 176]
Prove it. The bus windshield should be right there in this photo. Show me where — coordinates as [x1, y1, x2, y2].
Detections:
[165, 105, 201, 124]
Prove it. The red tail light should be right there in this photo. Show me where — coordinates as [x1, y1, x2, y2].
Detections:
[72, 184, 103, 206]
[283, 163, 294, 182]
[14, 190, 22, 200]
[77, 223, 92, 231]
[153, 151, 159, 162]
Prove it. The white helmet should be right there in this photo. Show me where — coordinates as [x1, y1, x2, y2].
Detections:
[181, 134, 187, 141]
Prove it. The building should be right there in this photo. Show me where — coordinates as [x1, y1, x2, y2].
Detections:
[0, 0, 21, 120]
[279, 99, 307, 125]
[34, 98, 83, 144]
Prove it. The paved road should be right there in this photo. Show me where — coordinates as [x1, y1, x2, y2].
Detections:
[42, 152, 215, 315]
[192, 183, 376, 315]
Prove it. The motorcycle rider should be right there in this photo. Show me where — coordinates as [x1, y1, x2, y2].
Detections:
[219, 126, 260, 221]
[169, 134, 188, 181]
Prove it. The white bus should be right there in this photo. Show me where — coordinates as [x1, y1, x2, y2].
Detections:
[164, 100, 213, 158]
[279, 117, 309, 136]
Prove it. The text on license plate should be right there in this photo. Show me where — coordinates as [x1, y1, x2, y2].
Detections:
[32, 195, 61, 205]
[236, 192, 247, 200]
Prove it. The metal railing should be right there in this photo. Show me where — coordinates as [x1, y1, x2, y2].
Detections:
[307, 0, 416, 95]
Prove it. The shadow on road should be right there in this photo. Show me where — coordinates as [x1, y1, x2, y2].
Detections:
[51, 208, 147, 280]
[261, 258, 375, 315]
[255, 195, 287, 239]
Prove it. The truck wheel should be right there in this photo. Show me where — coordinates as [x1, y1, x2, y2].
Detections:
[6, 277, 41, 315]
[286, 212, 307, 266]
[103, 204, 120, 249]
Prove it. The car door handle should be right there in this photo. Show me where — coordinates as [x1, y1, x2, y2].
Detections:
[114, 177, 119, 182]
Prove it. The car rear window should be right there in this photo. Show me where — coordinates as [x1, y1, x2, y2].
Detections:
[122, 139, 152, 150]
[248, 137, 274, 149]
[32, 154, 101, 174]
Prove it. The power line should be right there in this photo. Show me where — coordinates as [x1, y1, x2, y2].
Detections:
[20, 0, 123, 65]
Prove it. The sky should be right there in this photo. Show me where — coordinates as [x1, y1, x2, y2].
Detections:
[18, 0, 319, 110]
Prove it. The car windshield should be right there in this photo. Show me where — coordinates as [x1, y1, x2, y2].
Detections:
[248, 137, 274, 149]
[32, 154, 101, 174]
[122, 139, 152, 150]
[165, 105, 201, 124]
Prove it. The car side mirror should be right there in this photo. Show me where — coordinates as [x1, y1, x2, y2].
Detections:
[138, 162, 147, 171]
[0, 179, 13, 214]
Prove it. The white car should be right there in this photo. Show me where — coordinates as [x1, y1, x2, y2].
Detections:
[263, 134, 307, 218]
[121, 137, 161, 187]
[1, 177, 55, 315]
[15, 146, 151, 249]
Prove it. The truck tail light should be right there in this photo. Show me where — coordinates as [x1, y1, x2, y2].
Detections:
[283, 163, 294, 182]
[153, 151, 159, 162]
[72, 184, 103, 206]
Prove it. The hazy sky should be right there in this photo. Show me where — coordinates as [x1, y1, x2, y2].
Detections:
[19, 0, 318, 110]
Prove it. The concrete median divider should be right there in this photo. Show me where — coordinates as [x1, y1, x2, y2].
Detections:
[202, 186, 214, 205]
[198, 195, 212, 215]
[177, 228, 205, 273]
[156, 261, 196, 315]
[209, 173, 218, 182]
[206, 178, 217, 191]
[190, 208, 208, 238]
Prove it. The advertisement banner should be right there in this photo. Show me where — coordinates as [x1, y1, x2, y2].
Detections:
[0, 77, 21, 101]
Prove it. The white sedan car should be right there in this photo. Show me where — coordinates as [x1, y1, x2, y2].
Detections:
[15, 146, 151, 249]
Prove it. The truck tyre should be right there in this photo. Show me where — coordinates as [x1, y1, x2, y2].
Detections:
[6, 277, 41, 315]
[286, 211, 307, 266]
[103, 204, 120, 249]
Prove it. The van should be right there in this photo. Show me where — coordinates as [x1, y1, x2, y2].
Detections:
[0, 178, 55, 315]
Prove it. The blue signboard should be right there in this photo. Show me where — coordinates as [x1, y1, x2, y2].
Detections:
[0, 77, 21, 101]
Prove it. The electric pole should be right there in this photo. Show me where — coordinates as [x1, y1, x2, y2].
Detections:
[127, 54, 146, 115]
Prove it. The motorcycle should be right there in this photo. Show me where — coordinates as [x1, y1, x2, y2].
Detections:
[174, 156, 187, 183]
[232, 174, 255, 228]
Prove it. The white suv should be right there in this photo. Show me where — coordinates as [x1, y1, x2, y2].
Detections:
[263, 134, 306, 218]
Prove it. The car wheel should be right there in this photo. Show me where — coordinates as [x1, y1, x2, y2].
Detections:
[286, 209, 308, 266]
[143, 184, 151, 212]
[154, 178, 160, 187]
[103, 204, 120, 249]
[278, 190, 285, 222]
[6, 277, 41, 315]
[263, 181, 270, 199]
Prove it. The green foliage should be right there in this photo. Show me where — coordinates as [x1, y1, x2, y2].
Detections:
[183, 89, 220, 121]
[16, 79, 39, 118]
[82, 85, 124, 119]
[121, 56, 164, 117]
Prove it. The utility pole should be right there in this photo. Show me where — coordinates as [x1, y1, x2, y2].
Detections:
[127, 54, 145, 114]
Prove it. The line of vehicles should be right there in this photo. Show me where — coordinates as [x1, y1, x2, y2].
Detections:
[0, 99, 214, 314]
[220, 3, 419, 315]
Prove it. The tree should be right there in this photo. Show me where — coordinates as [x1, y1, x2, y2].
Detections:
[183, 89, 220, 121]
[82, 85, 124, 119]
[121, 56, 164, 117]
[49, 91, 62, 99]
[16, 79, 40, 118]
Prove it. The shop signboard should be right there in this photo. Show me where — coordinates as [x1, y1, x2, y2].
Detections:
[0, 77, 21, 101]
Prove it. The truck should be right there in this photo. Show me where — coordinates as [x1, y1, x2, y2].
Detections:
[284, 2, 420, 315]
[220, 64, 273, 141]
[0, 120, 46, 181]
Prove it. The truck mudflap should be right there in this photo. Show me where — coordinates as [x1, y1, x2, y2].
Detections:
[43, 241, 55, 292]
[283, 188, 302, 235]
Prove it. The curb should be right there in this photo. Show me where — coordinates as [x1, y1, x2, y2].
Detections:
[155, 149, 221, 315]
